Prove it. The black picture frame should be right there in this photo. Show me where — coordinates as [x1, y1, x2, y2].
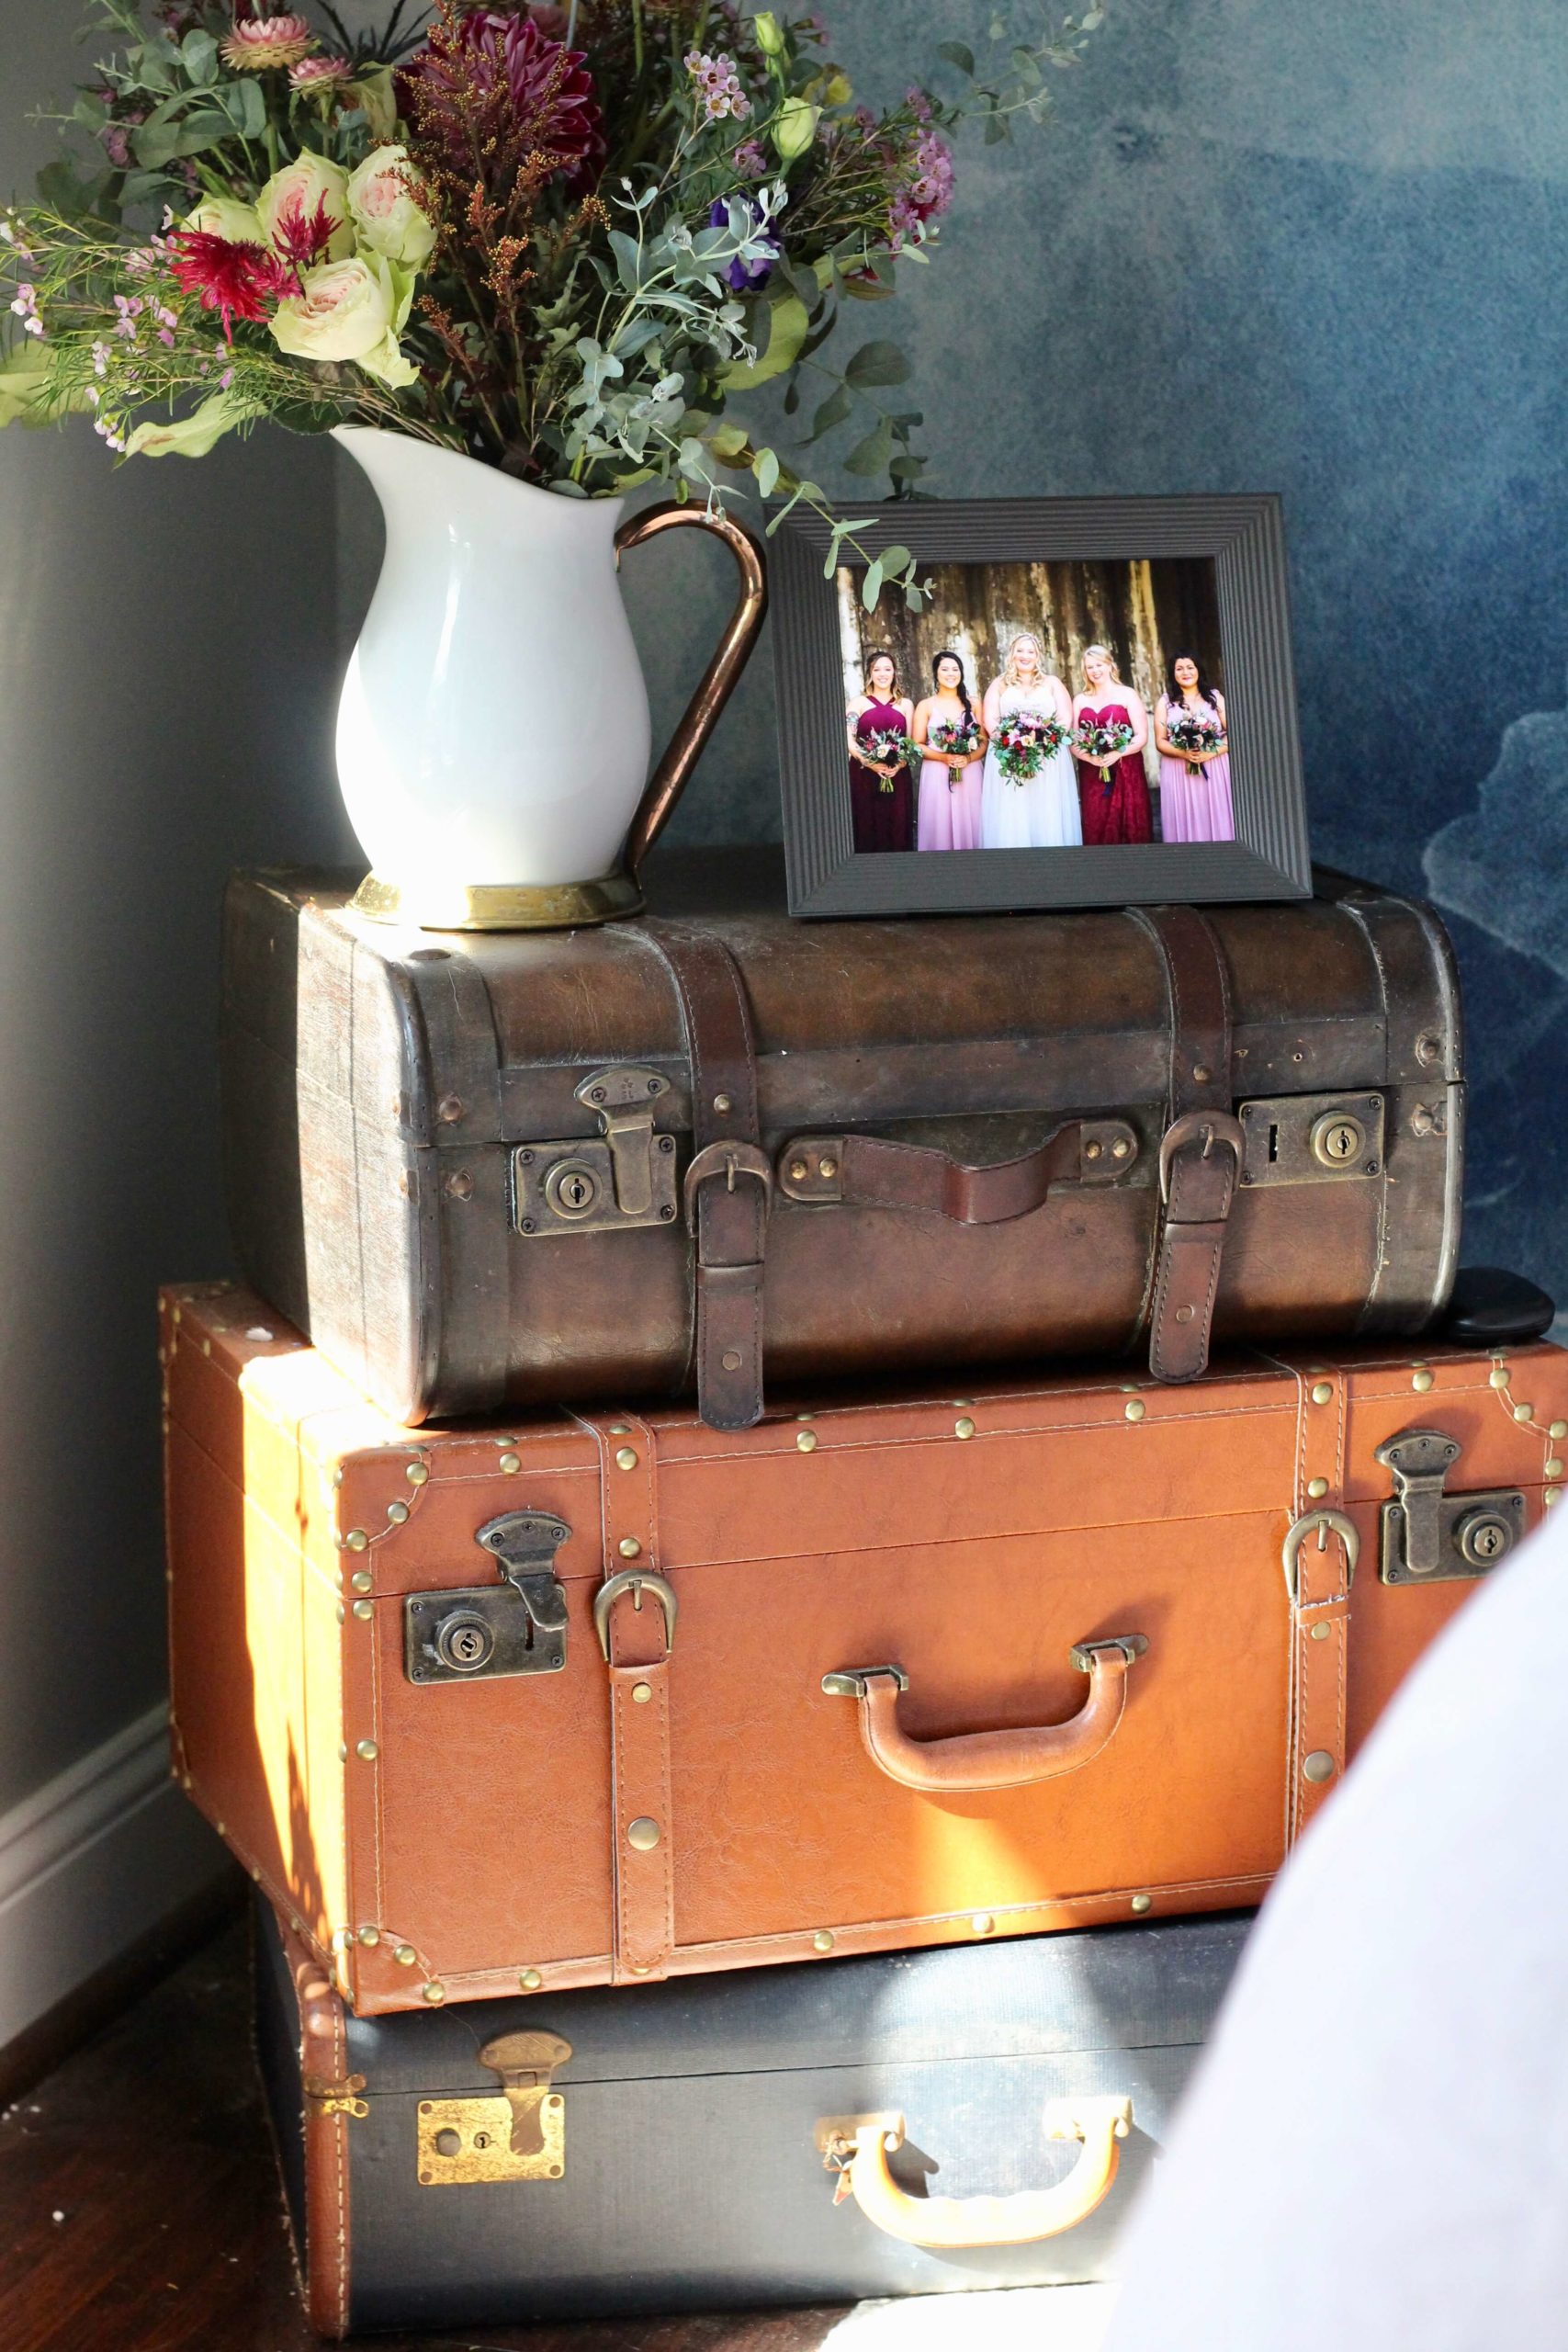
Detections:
[770, 493, 1310, 919]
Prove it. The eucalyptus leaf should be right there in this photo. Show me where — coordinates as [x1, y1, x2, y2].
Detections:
[840, 272, 896, 302]
[876, 544, 912, 576]
[753, 445, 781, 496]
[861, 559, 886, 610]
[608, 228, 643, 291]
[170, 111, 232, 158]
[842, 417, 894, 477]
[73, 91, 108, 130]
[182, 28, 219, 83]
[232, 78, 266, 138]
[844, 339, 909, 388]
[937, 40, 976, 72]
[709, 421, 750, 457]
[807, 383, 852, 439]
[717, 291, 808, 390]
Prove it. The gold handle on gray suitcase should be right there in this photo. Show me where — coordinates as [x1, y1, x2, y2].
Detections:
[816, 2097, 1134, 2248]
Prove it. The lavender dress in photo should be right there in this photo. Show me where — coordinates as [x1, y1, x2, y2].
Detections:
[1157, 694, 1235, 843]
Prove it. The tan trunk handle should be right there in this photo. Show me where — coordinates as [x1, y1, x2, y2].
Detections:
[614, 503, 768, 876]
[822, 1639, 1145, 1793]
[819, 2098, 1134, 2248]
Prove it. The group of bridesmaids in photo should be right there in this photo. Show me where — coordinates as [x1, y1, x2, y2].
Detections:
[845, 632, 1235, 854]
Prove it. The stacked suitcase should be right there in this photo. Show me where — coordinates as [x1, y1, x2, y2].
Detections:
[163, 852, 1566, 2335]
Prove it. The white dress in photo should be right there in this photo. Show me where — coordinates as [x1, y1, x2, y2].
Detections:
[980, 684, 1083, 849]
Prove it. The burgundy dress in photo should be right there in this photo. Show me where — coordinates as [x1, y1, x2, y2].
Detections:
[1076, 701, 1153, 846]
[850, 698, 914, 854]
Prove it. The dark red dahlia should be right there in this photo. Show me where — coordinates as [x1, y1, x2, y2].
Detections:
[169, 231, 290, 340]
[403, 8, 604, 189]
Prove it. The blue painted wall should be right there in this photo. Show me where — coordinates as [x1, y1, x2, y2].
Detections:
[635, 0, 1568, 1310]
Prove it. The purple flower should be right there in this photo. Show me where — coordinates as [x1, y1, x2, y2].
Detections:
[732, 139, 769, 180]
[709, 195, 779, 291]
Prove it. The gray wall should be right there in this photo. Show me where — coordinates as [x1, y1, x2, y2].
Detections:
[0, 11, 356, 1843]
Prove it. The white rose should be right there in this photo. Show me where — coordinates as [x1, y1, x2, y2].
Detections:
[346, 145, 436, 268]
[268, 254, 418, 389]
[256, 151, 354, 264]
[183, 195, 266, 245]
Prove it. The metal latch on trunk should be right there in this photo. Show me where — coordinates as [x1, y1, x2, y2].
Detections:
[404, 1511, 570, 1683]
[1375, 1429, 1525, 1585]
[1236, 1091, 1386, 1188]
[417, 2030, 571, 2186]
[513, 1065, 679, 1238]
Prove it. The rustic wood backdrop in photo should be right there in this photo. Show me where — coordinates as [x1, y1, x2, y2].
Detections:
[837, 557, 1226, 774]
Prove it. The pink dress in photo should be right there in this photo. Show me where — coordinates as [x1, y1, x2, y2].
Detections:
[1157, 694, 1235, 843]
[918, 741, 984, 850]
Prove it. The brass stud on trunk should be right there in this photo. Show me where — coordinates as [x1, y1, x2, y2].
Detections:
[813, 1930, 835, 1953]
[1130, 1894, 1153, 1916]
[626, 1816, 660, 1851]
[797, 1430, 818, 1453]
[615, 1447, 638, 1471]
[356, 1739, 378, 1761]
[1124, 1399, 1145, 1423]
[520, 1969, 543, 1992]
[1307, 1477, 1328, 1499]
[1302, 1749, 1337, 1784]
[406, 1462, 430, 1486]
[387, 1500, 409, 1524]
[499, 1452, 522, 1474]
[1311, 1383, 1333, 1407]
[394, 1945, 417, 1967]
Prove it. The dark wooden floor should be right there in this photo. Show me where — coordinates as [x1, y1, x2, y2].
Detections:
[0, 1923, 845, 2352]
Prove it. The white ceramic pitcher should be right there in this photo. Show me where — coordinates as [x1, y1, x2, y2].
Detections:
[333, 428, 766, 930]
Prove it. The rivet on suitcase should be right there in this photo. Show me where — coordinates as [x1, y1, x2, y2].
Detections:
[254, 1894, 1252, 2338]
[164, 1281, 1561, 2012]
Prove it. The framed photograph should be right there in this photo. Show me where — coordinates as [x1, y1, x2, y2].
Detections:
[771, 494, 1310, 918]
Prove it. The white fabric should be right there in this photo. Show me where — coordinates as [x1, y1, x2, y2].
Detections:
[1103, 1499, 1568, 2352]
[980, 685, 1081, 848]
[826, 2284, 1115, 2347]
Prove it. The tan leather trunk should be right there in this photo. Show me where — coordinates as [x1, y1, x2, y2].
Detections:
[164, 1280, 1560, 2017]
[220, 853, 1463, 1430]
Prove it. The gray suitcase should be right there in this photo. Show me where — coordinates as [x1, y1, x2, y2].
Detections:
[255, 1894, 1249, 2338]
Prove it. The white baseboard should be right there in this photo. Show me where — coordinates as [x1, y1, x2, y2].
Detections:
[0, 1703, 229, 2052]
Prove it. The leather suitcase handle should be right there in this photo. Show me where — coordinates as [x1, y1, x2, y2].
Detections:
[778, 1119, 1140, 1224]
[824, 1640, 1143, 1792]
[823, 2097, 1133, 2248]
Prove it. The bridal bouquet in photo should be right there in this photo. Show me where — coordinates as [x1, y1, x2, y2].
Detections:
[1073, 714, 1134, 783]
[862, 724, 919, 784]
[993, 708, 1066, 782]
[0, 0, 1107, 607]
[1165, 709, 1223, 775]
[928, 714, 983, 776]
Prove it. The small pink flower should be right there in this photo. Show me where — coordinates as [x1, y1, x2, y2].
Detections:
[288, 52, 353, 93]
[91, 339, 110, 376]
[220, 12, 314, 71]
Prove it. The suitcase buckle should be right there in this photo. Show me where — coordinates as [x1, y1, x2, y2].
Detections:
[683, 1140, 774, 1233]
[1280, 1510, 1359, 1602]
[1157, 1111, 1245, 1205]
[594, 1569, 679, 1662]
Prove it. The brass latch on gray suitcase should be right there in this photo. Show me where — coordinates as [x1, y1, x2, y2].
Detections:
[513, 1065, 678, 1236]
[1376, 1429, 1525, 1584]
[404, 1512, 570, 1683]
[417, 2030, 571, 2186]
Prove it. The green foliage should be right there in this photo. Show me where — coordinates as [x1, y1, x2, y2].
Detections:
[0, 0, 1113, 610]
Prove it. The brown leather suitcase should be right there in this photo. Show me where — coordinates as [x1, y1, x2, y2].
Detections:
[220, 854, 1463, 1430]
[164, 1279, 1561, 2015]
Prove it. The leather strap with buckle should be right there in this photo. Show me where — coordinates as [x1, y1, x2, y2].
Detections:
[642, 923, 771, 1431]
[1133, 906, 1238, 1384]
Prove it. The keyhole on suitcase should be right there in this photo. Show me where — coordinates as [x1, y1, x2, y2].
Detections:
[403, 1512, 572, 1685]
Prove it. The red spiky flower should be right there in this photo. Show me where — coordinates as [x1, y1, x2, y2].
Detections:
[169, 231, 290, 340]
[268, 192, 343, 277]
[403, 8, 604, 190]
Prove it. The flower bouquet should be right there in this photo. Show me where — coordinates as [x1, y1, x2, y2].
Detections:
[993, 709, 1066, 783]
[1073, 714, 1134, 791]
[862, 724, 919, 787]
[1166, 708, 1224, 777]
[0, 0, 1108, 606]
[928, 714, 983, 780]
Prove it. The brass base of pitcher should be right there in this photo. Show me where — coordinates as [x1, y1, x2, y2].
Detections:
[349, 868, 646, 933]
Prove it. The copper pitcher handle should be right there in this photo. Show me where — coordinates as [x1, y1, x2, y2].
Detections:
[615, 502, 769, 876]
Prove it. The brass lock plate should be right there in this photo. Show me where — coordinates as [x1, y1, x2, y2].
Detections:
[1237, 1092, 1385, 1187]
[1376, 1427, 1526, 1585]
[513, 1063, 679, 1237]
[417, 2090, 565, 2185]
[1380, 1487, 1526, 1585]
[404, 1511, 570, 1683]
